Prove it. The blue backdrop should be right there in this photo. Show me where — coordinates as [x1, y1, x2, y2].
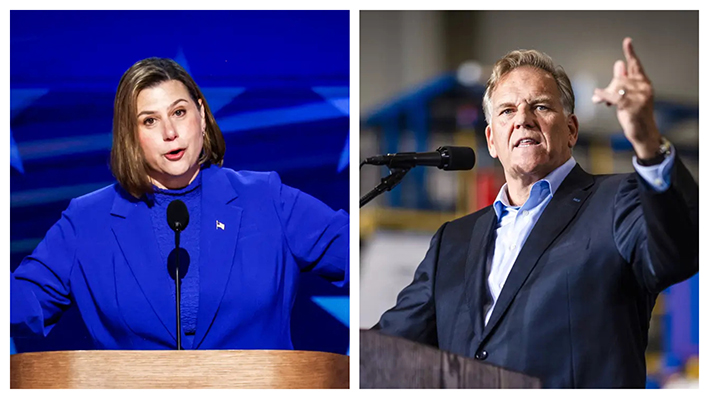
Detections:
[10, 10, 350, 355]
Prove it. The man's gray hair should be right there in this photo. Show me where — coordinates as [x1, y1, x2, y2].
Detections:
[482, 49, 575, 124]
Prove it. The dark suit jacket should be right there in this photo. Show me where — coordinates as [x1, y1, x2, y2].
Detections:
[11, 165, 349, 350]
[375, 158, 698, 388]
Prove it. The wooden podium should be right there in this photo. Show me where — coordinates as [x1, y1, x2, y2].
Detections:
[11, 350, 349, 388]
[360, 330, 541, 388]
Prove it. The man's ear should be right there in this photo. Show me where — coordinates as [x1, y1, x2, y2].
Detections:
[485, 125, 498, 158]
[567, 114, 579, 148]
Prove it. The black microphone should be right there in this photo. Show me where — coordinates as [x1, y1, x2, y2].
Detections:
[167, 200, 189, 233]
[363, 146, 476, 170]
[167, 200, 189, 350]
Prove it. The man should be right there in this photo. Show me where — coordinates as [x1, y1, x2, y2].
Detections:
[373, 38, 698, 388]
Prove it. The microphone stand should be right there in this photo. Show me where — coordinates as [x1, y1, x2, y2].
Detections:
[174, 231, 182, 351]
[360, 167, 412, 208]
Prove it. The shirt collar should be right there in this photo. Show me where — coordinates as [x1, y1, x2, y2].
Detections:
[144, 169, 203, 206]
[493, 156, 577, 218]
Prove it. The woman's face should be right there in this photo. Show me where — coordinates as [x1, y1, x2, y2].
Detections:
[136, 80, 206, 189]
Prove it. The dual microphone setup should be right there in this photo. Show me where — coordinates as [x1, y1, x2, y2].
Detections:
[360, 146, 476, 208]
[167, 200, 189, 350]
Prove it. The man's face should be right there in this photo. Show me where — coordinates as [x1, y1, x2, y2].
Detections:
[485, 66, 578, 182]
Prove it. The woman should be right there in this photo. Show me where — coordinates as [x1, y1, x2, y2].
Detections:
[11, 58, 349, 350]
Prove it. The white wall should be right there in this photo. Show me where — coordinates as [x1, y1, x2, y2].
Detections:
[360, 11, 446, 114]
[360, 231, 433, 328]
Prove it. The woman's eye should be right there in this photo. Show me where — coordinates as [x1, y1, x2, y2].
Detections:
[143, 117, 156, 126]
[175, 109, 186, 117]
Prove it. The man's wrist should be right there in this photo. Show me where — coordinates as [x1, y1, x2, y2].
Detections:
[635, 137, 672, 166]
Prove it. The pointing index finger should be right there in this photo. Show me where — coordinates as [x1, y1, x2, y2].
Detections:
[623, 37, 646, 77]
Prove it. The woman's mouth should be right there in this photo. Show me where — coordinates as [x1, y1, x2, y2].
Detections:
[165, 148, 185, 161]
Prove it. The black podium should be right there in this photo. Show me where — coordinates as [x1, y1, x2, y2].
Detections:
[360, 330, 541, 388]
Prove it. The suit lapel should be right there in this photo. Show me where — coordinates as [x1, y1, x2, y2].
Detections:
[193, 167, 243, 348]
[480, 165, 594, 343]
[464, 207, 497, 341]
[110, 189, 175, 342]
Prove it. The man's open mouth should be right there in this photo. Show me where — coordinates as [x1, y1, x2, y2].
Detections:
[515, 138, 541, 148]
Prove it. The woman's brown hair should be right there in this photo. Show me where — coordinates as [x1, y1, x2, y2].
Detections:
[110, 57, 225, 198]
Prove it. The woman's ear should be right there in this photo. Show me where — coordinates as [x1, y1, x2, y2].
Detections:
[198, 98, 206, 133]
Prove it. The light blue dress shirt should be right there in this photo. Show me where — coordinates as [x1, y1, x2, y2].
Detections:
[483, 148, 676, 325]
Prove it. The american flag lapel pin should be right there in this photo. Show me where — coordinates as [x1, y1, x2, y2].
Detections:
[216, 220, 225, 230]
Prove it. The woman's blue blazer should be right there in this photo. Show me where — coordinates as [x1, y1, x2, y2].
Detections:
[11, 165, 349, 350]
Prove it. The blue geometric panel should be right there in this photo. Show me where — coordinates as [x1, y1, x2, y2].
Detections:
[202, 87, 246, 114]
[311, 86, 350, 116]
[174, 47, 192, 75]
[215, 87, 328, 115]
[10, 131, 24, 174]
[312, 296, 349, 326]
[338, 133, 350, 173]
[311, 86, 350, 172]
[11, 88, 50, 119]
[217, 101, 347, 132]
[312, 296, 350, 355]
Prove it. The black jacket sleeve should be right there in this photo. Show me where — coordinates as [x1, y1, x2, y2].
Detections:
[614, 156, 699, 293]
